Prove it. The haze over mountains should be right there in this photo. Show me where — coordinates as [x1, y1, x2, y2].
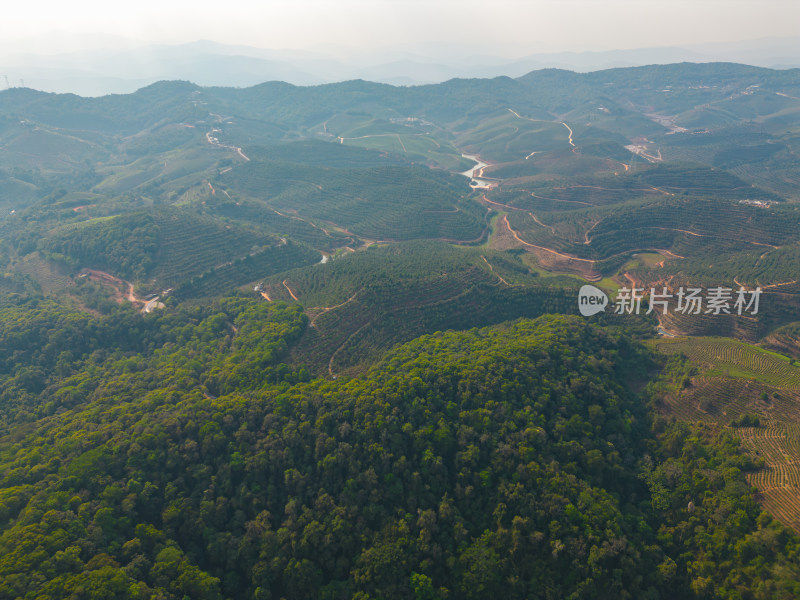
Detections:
[4, 30, 800, 594]
[1, 34, 798, 96]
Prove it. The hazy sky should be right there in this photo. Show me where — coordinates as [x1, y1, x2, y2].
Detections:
[3, 0, 799, 55]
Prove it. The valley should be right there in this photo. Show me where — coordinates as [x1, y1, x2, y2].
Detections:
[1, 62, 800, 598]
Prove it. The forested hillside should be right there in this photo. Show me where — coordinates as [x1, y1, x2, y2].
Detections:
[0, 302, 798, 599]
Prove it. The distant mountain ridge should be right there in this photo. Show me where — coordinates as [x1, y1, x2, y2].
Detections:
[3, 61, 797, 125]
[0, 35, 797, 96]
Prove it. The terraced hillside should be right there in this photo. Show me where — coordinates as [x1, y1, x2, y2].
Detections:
[201, 195, 354, 253]
[217, 160, 487, 243]
[254, 242, 580, 375]
[171, 240, 319, 300]
[0, 62, 798, 354]
[497, 196, 797, 275]
[762, 322, 800, 359]
[655, 337, 800, 387]
[653, 336, 800, 531]
[17, 207, 321, 299]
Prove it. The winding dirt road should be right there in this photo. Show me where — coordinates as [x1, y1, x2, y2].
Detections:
[309, 292, 360, 328]
[283, 280, 299, 301]
[481, 255, 511, 286]
[502, 216, 596, 264]
[506, 108, 577, 153]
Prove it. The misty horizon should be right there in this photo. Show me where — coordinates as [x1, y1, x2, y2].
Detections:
[2, 34, 799, 98]
[1, 0, 798, 96]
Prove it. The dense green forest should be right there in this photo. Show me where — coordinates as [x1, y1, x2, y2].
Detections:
[0, 300, 798, 599]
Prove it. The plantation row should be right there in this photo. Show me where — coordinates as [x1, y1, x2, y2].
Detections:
[244, 140, 405, 169]
[263, 243, 577, 374]
[730, 163, 800, 199]
[292, 282, 579, 375]
[645, 238, 800, 288]
[290, 300, 373, 372]
[751, 485, 800, 532]
[590, 226, 694, 260]
[508, 210, 739, 264]
[655, 330, 800, 532]
[481, 152, 613, 181]
[738, 426, 798, 468]
[491, 161, 787, 204]
[653, 359, 800, 426]
[498, 182, 663, 210]
[658, 145, 718, 165]
[711, 345, 800, 386]
[205, 197, 352, 252]
[286, 265, 501, 314]
[220, 161, 487, 242]
[659, 376, 759, 423]
[747, 463, 800, 490]
[341, 135, 464, 171]
[634, 164, 781, 200]
[763, 323, 800, 360]
[150, 211, 267, 285]
[32, 206, 294, 290]
[221, 159, 470, 206]
[455, 113, 572, 163]
[487, 165, 700, 212]
[739, 424, 800, 532]
[504, 196, 800, 265]
[260, 243, 522, 307]
[14, 253, 75, 296]
[635, 269, 800, 343]
[171, 241, 319, 300]
[588, 198, 798, 247]
[659, 307, 765, 341]
[505, 211, 600, 257]
[658, 337, 800, 388]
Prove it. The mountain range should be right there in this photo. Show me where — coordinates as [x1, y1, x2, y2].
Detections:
[1, 35, 798, 96]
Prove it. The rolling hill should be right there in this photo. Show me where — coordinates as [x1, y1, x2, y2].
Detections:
[1, 62, 800, 578]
